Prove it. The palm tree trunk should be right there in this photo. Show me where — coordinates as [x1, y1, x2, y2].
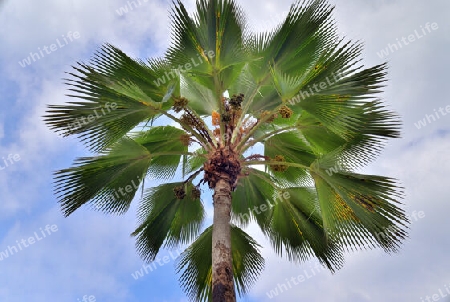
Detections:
[212, 178, 236, 302]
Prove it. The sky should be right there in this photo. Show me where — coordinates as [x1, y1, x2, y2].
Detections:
[0, 0, 449, 301]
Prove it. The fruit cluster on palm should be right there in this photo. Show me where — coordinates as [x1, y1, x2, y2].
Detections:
[44, 0, 409, 301]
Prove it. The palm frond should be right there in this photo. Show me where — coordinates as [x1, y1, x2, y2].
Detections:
[231, 168, 276, 226]
[291, 62, 391, 139]
[295, 99, 401, 168]
[54, 137, 152, 216]
[262, 187, 344, 271]
[176, 225, 264, 301]
[44, 44, 177, 152]
[167, 0, 248, 94]
[132, 126, 190, 179]
[247, 0, 334, 82]
[310, 164, 408, 253]
[132, 182, 205, 262]
[184, 148, 208, 175]
[180, 74, 218, 115]
[263, 131, 316, 186]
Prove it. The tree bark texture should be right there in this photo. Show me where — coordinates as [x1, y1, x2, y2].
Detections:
[212, 178, 236, 302]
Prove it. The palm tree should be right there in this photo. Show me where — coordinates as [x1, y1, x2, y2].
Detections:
[44, 0, 409, 301]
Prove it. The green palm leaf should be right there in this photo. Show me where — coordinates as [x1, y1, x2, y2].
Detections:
[167, 0, 248, 93]
[264, 131, 316, 186]
[231, 168, 275, 226]
[44, 44, 177, 152]
[180, 74, 218, 115]
[177, 225, 264, 301]
[133, 126, 190, 179]
[295, 99, 401, 168]
[262, 187, 344, 271]
[310, 162, 408, 252]
[132, 182, 205, 262]
[287, 60, 391, 140]
[247, 0, 333, 82]
[54, 137, 152, 216]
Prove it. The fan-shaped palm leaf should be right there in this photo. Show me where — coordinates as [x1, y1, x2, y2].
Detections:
[54, 137, 152, 216]
[44, 44, 177, 152]
[132, 182, 206, 262]
[177, 225, 264, 301]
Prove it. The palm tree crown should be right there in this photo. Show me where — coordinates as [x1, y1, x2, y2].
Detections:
[44, 0, 408, 301]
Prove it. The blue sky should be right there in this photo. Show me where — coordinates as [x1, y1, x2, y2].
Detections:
[0, 0, 449, 301]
